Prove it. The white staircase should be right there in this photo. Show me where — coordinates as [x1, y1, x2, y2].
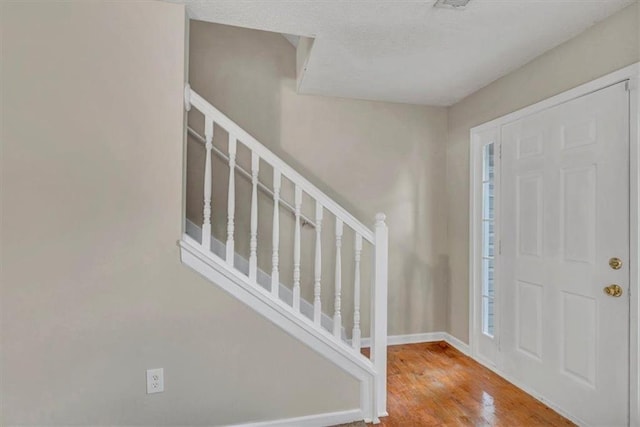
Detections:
[180, 85, 388, 424]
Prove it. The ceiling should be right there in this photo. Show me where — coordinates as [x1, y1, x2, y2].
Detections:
[177, 0, 633, 106]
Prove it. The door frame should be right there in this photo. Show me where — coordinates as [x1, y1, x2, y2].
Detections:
[469, 62, 640, 425]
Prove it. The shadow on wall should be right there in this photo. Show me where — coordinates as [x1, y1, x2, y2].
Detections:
[398, 253, 450, 334]
[391, 140, 450, 334]
[189, 20, 287, 158]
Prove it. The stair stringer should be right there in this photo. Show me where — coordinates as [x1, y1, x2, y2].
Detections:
[184, 219, 347, 339]
[178, 234, 379, 423]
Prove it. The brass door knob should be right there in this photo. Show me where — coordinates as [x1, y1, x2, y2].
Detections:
[604, 284, 623, 297]
[609, 257, 623, 270]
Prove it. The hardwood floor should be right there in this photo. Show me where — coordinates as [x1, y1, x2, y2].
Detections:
[364, 342, 574, 426]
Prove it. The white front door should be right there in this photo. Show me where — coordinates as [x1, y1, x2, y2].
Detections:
[500, 81, 630, 425]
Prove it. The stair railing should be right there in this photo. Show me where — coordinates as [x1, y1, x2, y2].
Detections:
[184, 84, 388, 416]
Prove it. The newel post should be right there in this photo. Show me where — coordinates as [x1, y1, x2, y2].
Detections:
[371, 213, 388, 419]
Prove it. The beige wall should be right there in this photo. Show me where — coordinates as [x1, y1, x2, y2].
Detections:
[0, 2, 359, 425]
[188, 21, 450, 337]
[3, 2, 635, 424]
[446, 3, 640, 343]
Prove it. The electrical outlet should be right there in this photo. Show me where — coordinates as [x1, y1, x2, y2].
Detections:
[146, 368, 164, 394]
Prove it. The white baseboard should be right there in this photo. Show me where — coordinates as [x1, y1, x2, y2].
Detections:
[359, 332, 444, 348]
[389, 332, 445, 346]
[226, 408, 363, 427]
[359, 332, 469, 355]
[442, 333, 470, 355]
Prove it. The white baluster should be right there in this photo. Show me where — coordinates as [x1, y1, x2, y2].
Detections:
[249, 152, 259, 282]
[333, 218, 343, 339]
[352, 233, 363, 351]
[371, 213, 388, 418]
[313, 201, 323, 325]
[201, 117, 214, 251]
[271, 169, 281, 296]
[226, 135, 237, 265]
[293, 185, 302, 312]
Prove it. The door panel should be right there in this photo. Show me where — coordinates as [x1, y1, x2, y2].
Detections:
[500, 81, 630, 426]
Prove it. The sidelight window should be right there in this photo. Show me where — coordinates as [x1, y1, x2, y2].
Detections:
[481, 143, 495, 337]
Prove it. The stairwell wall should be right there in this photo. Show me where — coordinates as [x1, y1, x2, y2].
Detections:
[187, 21, 450, 338]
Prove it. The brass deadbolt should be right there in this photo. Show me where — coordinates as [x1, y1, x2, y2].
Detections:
[609, 257, 623, 270]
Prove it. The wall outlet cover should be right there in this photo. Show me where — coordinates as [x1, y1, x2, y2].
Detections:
[146, 368, 164, 394]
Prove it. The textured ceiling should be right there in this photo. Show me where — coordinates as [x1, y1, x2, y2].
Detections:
[176, 0, 633, 106]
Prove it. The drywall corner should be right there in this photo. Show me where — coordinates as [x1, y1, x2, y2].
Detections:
[296, 36, 314, 91]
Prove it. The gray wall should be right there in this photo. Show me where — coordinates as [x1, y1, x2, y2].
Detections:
[0, 2, 359, 425]
[446, 3, 640, 343]
[187, 21, 450, 338]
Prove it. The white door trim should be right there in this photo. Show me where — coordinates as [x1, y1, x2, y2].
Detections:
[630, 67, 640, 427]
[469, 127, 501, 369]
[469, 62, 640, 426]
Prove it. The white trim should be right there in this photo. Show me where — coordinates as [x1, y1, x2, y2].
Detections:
[358, 332, 469, 355]
[179, 235, 378, 422]
[188, 89, 374, 243]
[629, 72, 640, 427]
[359, 332, 444, 348]
[226, 409, 363, 427]
[443, 333, 470, 356]
[389, 332, 444, 346]
[471, 63, 640, 133]
[468, 129, 501, 366]
[469, 62, 640, 427]
[184, 219, 345, 339]
[370, 215, 389, 420]
[186, 86, 388, 421]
